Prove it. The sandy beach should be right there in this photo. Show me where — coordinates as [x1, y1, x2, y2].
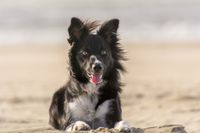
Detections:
[0, 43, 200, 133]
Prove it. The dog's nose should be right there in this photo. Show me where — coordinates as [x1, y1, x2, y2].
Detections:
[93, 63, 102, 73]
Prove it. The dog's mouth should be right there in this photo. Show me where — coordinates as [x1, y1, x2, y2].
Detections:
[87, 72, 103, 85]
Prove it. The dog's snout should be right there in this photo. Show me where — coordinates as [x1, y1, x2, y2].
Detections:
[90, 56, 96, 63]
[90, 55, 103, 73]
[93, 62, 103, 73]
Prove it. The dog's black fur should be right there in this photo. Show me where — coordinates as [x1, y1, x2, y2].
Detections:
[49, 17, 126, 131]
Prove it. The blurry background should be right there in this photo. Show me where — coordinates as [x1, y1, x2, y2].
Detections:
[1, 0, 200, 45]
[0, 0, 200, 133]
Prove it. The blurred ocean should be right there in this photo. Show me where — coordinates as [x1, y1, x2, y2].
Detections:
[1, 0, 200, 45]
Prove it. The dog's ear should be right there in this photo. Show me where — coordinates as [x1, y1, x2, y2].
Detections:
[68, 17, 85, 45]
[98, 19, 119, 43]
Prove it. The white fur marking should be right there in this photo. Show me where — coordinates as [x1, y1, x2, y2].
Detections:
[95, 100, 110, 118]
[65, 121, 91, 131]
[69, 92, 112, 124]
[114, 121, 131, 132]
[94, 58, 101, 65]
[91, 55, 101, 64]
[69, 94, 98, 121]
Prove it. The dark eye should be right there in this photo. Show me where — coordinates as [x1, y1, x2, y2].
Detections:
[81, 51, 88, 57]
[101, 50, 107, 56]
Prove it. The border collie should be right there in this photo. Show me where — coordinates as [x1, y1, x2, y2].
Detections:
[49, 17, 130, 132]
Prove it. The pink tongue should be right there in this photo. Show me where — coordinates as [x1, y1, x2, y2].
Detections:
[90, 74, 102, 85]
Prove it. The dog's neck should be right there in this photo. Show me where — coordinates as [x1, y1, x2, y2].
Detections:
[69, 75, 107, 96]
[80, 81, 106, 95]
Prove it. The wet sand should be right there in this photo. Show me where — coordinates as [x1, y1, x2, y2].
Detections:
[0, 43, 200, 133]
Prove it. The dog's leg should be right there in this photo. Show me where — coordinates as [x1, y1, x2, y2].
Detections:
[65, 121, 91, 131]
[49, 87, 68, 130]
[114, 121, 131, 132]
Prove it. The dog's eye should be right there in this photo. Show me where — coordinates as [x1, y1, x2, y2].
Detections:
[81, 51, 88, 56]
[101, 50, 107, 56]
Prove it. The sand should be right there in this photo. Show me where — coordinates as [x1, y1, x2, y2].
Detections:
[0, 43, 200, 133]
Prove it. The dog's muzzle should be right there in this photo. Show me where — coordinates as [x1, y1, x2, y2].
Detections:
[87, 59, 104, 85]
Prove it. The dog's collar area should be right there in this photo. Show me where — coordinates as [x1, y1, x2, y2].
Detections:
[80, 81, 106, 94]
[80, 83, 98, 94]
[80, 84, 90, 93]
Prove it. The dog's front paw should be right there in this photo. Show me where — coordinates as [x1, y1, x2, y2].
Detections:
[65, 121, 91, 131]
[114, 121, 131, 132]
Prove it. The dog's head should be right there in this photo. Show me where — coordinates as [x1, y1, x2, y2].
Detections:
[68, 17, 124, 85]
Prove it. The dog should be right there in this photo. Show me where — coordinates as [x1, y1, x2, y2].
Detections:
[49, 17, 130, 132]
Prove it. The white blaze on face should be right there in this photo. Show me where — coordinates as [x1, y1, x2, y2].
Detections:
[92, 58, 101, 67]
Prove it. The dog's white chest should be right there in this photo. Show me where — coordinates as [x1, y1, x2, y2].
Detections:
[69, 94, 97, 121]
[68, 94, 111, 123]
